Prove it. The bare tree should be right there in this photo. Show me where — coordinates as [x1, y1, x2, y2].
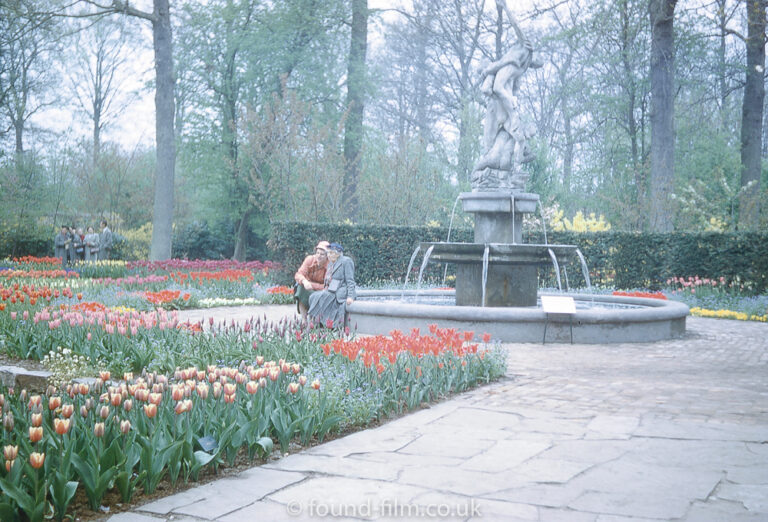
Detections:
[67, 17, 135, 165]
[0, 1, 59, 156]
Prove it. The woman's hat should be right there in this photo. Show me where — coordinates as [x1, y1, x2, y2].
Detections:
[315, 241, 330, 252]
[328, 242, 344, 252]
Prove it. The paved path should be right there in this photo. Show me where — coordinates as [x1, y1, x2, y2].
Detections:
[108, 309, 768, 521]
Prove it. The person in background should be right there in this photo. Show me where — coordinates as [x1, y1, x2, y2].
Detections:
[73, 227, 85, 262]
[66, 226, 76, 266]
[99, 220, 113, 260]
[54, 226, 69, 266]
[308, 242, 356, 329]
[84, 226, 100, 262]
[294, 241, 330, 322]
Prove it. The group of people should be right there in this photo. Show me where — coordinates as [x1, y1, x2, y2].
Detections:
[294, 240, 356, 328]
[54, 220, 113, 265]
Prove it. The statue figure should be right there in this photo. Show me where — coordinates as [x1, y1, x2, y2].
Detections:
[472, 0, 541, 190]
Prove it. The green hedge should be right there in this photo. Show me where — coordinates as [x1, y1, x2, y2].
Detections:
[0, 224, 53, 259]
[268, 222, 472, 286]
[270, 223, 768, 292]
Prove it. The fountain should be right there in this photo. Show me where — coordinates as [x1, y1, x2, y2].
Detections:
[346, 0, 687, 343]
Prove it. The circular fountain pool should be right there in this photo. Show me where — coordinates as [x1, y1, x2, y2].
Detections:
[347, 289, 688, 343]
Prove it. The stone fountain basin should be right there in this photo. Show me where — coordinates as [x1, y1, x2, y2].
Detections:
[419, 242, 579, 265]
[347, 290, 689, 344]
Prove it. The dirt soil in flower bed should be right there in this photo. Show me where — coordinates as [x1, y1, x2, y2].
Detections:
[0, 352, 45, 371]
[72, 400, 446, 521]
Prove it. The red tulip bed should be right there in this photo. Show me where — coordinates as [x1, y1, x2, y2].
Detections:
[0, 256, 507, 520]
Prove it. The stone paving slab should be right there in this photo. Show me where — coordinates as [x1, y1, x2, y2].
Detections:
[106, 312, 768, 521]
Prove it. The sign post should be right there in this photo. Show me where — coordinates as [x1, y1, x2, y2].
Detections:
[541, 295, 576, 344]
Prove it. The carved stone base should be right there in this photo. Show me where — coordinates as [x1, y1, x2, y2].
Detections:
[470, 167, 529, 191]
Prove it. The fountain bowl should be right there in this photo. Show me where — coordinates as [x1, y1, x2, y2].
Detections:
[347, 290, 688, 343]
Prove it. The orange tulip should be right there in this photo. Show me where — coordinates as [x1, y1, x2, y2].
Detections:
[27, 394, 42, 409]
[61, 404, 74, 418]
[223, 393, 236, 404]
[143, 404, 157, 418]
[196, 384, 209, 400]
[223, 383, 237, 396]
[4, 459, 14, 472]
[54, 418, 71, 435]
[149, 393, 163, 405]
[48, 396, 61, 410]
[93, 422, 105, 437]
[171, 385, 184, 401]
[246, 381, 259, 394]
[100, 371, 111, 381]
[30, 413, 43, 427]
[123, 399, 133, 412]
[29, 452, 45, 469]
[110, 393, 122, 407]
[311, 379, 321, 390]
[120, 420, 131, 434]
[79, 383, 89, 395]
[287, 383, 300, 394]
[29, 426, 43, 443]
[298, 376, 307, 386]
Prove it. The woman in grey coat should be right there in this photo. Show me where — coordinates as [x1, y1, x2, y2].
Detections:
[308, 243, 356, 328]
[84, 226, 100, 262]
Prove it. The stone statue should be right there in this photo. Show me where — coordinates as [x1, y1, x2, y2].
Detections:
[472, 0, 541, 191]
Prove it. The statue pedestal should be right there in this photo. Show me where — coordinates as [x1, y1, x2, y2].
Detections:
[455, 191, 541, 307]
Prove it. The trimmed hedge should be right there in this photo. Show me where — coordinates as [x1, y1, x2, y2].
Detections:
[268, 222, 472, 286]
[270, 223, 768, 293]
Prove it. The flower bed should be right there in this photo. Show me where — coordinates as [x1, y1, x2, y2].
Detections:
[0, 256, 509, 519]
[0, 318, 505, 519]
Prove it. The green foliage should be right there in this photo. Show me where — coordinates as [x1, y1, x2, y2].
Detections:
[536, 231, 768, 293]
[0, 222, 51, 259]
[120, 223, 152, 261]
[172, 221, 233, 260]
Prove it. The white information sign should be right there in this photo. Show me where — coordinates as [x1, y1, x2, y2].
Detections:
[540, 295, 576, 314]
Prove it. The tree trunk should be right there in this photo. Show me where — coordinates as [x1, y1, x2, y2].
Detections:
[739, 0, 765, 229]
[232, 207, 251, 261]
[342, 0, 368, 221]
[648, 0, 677, 232]
[149, 0, 176, 260]
[93, 112, 101, 166]
[14, 119, 23, 155]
